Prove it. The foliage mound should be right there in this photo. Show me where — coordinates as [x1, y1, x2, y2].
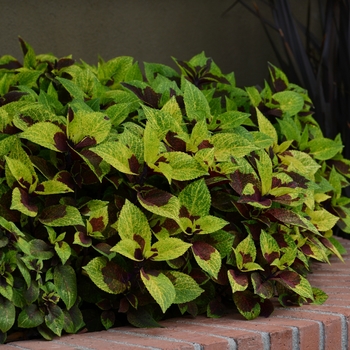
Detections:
[0, 38, 349, 342]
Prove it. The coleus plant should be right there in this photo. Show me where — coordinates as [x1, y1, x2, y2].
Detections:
[0, 37, 348, 343]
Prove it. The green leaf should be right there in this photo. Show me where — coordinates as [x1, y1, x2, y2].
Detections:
[311, 287, 328, 305]
[11, 187, 38, 217]
[165, 271, 203, 304]
[18, 304, 44, 328]
[137, 187, 180, 221]
[256, 107, 278, 145]
[54, 241, 71, 265]
[255, 150, 272, 195]
[179, 178, 211, 217]
[0, 296, 16, 332]
[260, 230, 280, 264]
[91, 141, 136, 175]
[191, 241, 221, 278]
[277, 270, 314, 299]
[116, 199, 151, 244]
[228, 269, 249, 293]
[45, 304, 65, 336]
[140, 269, 176, 313]
[209, 110, 250, 131]
[34, 179, 74, 195]
[233, 290, 261, 320]
[194, 216, 228, 234]
[277, 116, 301, 144]
[83, 257, 128, 294]
[272, 91, 304, 117]
[54, 265, 77, 310]
[183, 79, 211, 121]
[211, 131, 258, 160]
[56, 77, 85, 100]
[5, 155, 37, 192]
[246, 86, 262, 107]
[305, 208, 339, 232]
[308, 138, 343, 160]
[146, 237, 192, 261]
[187, 120, 209, 152]
[68, 111, 111, 146]
[234, 234, 259, 271]
[279, 150, 320, 180]
[63, 305, 85, 334]
[39, 205, 84, 227]
[20, 122, 68, 152]
[28, 239, 54, 260]
[155, 152, 208, 182]
[111, 238, 144, 261]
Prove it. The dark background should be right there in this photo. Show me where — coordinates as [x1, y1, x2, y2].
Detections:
[0, 1, 321, 87]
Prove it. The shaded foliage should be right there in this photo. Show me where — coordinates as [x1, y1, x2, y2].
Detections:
[0, 38, 348, 342]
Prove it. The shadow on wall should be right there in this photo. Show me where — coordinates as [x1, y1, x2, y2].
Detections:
[0, 0, 282, 86]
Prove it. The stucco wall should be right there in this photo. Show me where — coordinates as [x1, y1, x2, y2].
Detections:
[0, 1, 318, 87]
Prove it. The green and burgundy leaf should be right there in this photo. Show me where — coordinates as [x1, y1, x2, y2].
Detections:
[83, 256, 128, 294]
[20, 121, 68, 152]
[251, 272, 274, 299]
[233, 290, 261, 320]
[10, 187, 38, 217]
[274, 270, 314, 299]
[191, 241, 221, 278]
[227, 269, 249, 293]
[137, 186, 180, 221]
[39, 204, 84, 227]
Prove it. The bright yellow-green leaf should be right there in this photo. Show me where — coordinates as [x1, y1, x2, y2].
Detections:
[165, 271, 203, 304]
[272, 91, 304, 117]
[20, 122, 67, 152]
[183, 79, 211, 121]
[256, 107, 278, 145]
[305, 208, 339, 232]
[140, 269, 176, 313]
[116, 200, 151, 249]
[179, 178, 211, 217]
[68, 111, 111, 146]
[255, 150, 272, 195]
[91, 141, 135, 174]
[146, 237, 191, 261]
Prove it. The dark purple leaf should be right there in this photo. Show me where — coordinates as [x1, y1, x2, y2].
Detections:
[228, 269, 248, 287]
[137, 186, 173, 207]
[265, 208, 306, 228]
[75, 136, 97, 149]
[53, 132, 68, 152]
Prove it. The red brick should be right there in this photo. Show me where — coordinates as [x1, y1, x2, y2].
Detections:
[165, 314, 294, 350]
[7, 339, 79, 350]
[273, 307, 343, 350]
[162, 318, 265, 349]
[110, 325, 229, 350]
[251, 316, 320, 350]
[53, 331, 191, 349]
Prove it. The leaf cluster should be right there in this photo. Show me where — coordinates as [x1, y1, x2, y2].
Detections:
[0, 38, 348, 341]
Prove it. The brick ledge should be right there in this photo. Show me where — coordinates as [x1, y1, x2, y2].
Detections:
[4, 238, 350, 350]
